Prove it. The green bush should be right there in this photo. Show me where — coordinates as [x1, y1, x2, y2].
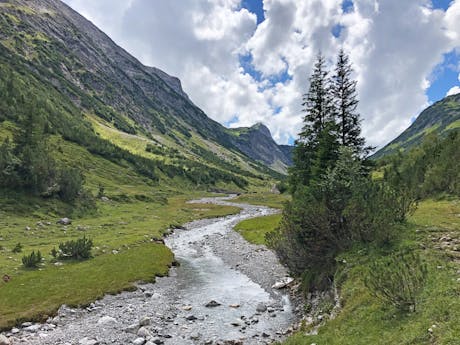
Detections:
[58, 167, 84, 202]
[12, 242, 23, 253]
[22, 250, 42, 268]
[365, 251, 428, 312]
[58, 236, 93, 260]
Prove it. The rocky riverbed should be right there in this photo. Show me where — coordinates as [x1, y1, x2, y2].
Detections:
[1, 196, 300, 345]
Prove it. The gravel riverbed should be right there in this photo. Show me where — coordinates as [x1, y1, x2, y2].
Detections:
[2, 196, 300, 345]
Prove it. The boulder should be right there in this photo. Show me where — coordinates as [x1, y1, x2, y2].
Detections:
[97, 316, 117, 325]
[78, 338, 99, 345]
[0, 335, 10, 345]
[57, 218, 72, 225]
[132, 338, 146, 345]
[139, 316, 151, 326]
[271, 277, 294, 289]
[137, 327, 151, 338]
[256, 303, 267, 313]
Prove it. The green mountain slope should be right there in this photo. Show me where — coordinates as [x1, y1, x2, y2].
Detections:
[374, 93, 460, 158]
[0, 0, 291, 175]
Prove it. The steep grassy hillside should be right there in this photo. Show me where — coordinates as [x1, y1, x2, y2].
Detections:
[374, 93, 460, 158]
[283, 197, 460, 345]
[0, 0, 291, 173]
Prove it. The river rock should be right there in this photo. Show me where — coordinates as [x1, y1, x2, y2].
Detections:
[272, 277, 294, 289]
[137, 327, 151, 338]
[97, 315, 117, 325]
[190, 332, 201, 340]
[124, 323, 139, 334]
[205, 300, 221, 307]
[78, 338, 99, 345]
[24, 324, 41, 333]
[139, 316, 151, 326]
[133, 337, 146, 345]
[256, 303, 267, 312]
[186, 315, 197, 321]
[0, 335, 10, 345]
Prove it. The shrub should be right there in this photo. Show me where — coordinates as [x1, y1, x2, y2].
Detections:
[58, 236, 93, 260]
[365, 250, 428, 312]
[58, 167, 84, 202]
[12, 242, 23, 253]
[22, 250, 42, 268]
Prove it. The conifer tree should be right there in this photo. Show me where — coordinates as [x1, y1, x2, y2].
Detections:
[331, 49, 366, 155]
[290, 53, 338, 190]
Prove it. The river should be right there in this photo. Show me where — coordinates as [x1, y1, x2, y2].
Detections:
[7, 196, 298, 345]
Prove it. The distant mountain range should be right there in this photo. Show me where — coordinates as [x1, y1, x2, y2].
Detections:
[373, 93, 460, 158]
[0, 0, 292, 186]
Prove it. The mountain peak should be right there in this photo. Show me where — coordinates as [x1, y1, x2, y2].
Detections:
[250, 122, 272, 137]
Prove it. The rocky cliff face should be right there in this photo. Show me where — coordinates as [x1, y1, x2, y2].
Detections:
[0, 0, 292, 172]
[230, 124, 293, 173]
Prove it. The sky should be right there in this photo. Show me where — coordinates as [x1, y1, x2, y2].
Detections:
[62, 0, 460, 148]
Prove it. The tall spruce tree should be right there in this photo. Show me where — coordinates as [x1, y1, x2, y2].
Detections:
[331, 49, 366, 155]
[289, 53, 338, 191]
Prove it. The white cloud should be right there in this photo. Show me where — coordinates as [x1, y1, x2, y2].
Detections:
[62, 0, 460, 148]
[446, 85, 460, 96]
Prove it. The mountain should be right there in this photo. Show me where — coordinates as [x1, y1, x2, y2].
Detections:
[374, 93, 460, 158]
[0, 0, 291, 176]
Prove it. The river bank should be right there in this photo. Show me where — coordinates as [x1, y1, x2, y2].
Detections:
[2, 196, 300, 345]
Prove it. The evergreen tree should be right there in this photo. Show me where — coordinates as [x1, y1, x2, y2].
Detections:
[290, 53, 338, 190]
[300, 53, 335, 144]
[331, 49, 366, 155]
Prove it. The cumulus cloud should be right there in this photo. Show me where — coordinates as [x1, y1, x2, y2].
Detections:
[446, 86, 460, 96]
[62, 0, 460, 148]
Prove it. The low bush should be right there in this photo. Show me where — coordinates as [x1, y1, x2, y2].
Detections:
[58, 236, 93, 260]
[22, 250, 42, 268]
[12, 242, 22, 253]
[365, 250, 428, 312]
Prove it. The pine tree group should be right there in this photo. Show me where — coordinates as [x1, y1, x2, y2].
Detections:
[290, 50, 368, 192]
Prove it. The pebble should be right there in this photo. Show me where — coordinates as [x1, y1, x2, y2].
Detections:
[139, 316, 151, 326]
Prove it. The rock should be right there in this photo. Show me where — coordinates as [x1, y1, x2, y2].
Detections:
[256, 303, 267, 313]
[190, 332, 201, 340]
[144, 291, 154, 298]
[182, 305, 193, 311]
[57, 218, 72, 225]
[139, 316, 151, 326]
[100, 196, 110, 202]
[205, 300, 221, 307]
[272, 277, 294, 289]
[124, 323, 139, 334]
[186, 315, 197, 321]
[78, 338, 99, 345]
[10, 328, 19, 334]
[261, 332, 270, 338]
[21, 322, 33, 328]
[230, 319, 241, 327]
[133, 338, 146, 345]
[24, 324, 41, 333]
[151, 338, 164, 345]
[137, 327, 151, 338]
[229, 303, 240, 308]
[0, 335, 10, 345]
[97, 315, 117, 325]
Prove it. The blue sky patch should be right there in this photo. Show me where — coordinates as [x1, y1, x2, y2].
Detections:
[241, 0, 265, 24]
[426, 50, 460, 103]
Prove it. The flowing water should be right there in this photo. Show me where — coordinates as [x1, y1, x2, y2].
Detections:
[8, 196, 297, 345]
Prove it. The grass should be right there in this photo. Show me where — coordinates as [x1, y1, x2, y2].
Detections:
[283, 197, 460, 345]
[235, 214, 282, 245]
[0, 136, 242, 330]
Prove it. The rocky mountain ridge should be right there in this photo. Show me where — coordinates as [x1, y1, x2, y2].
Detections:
[0, 0, 291, 173]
